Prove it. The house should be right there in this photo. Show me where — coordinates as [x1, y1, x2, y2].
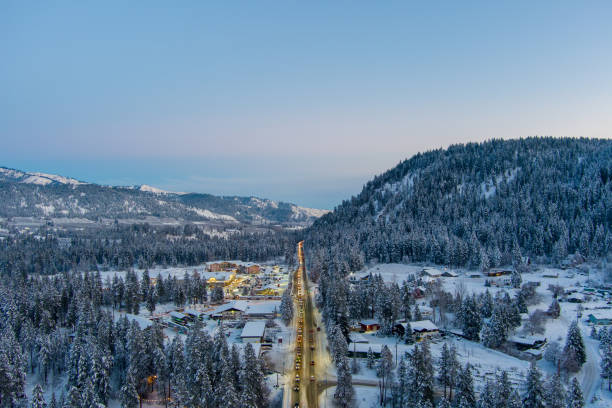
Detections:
[413, 286, 426, 299]
[410, 320, 439, 338]
[347, 343, 382, 358]
[243, 264, 261, 274]
[359, 319, 381, 332]
[487, 269, 512, 277]
[241, 321, 267, 343]
[442, 270, 459, 278]
[509, 335, 547, 350]
[394, 320, 439, 339]
[422, 268, 442, 278]
[208, 262, 239, 272]
[209, 300, 248, 319]
[183, 308, 204, 322]
[588, 312, 612, 325]
[170, 311, 188, 326]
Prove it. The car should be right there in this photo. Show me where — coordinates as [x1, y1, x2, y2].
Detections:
[310, 376, 315, 382]
[293, 385, 300, 392]
[310, 360, 315, 366]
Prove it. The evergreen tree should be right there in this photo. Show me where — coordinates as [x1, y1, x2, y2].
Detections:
[523, 362, 545, 408]
[367, 347, 375, 369]
[544, 373, 566, 408]
[30, 384, 46, 408]
[562, 321, 586, 372]
[601, 343, 612, 390]
[119, 371, 139, 408]
[455, 363, 475, 407]
[461, 295, 482, 341]
[566, 378, 584, 408]
[334, 356, 354, 408]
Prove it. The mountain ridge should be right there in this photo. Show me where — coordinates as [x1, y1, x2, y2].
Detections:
[0, 166, 329, 226]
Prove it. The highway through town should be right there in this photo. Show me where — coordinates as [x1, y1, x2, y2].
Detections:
[288, 240, 321, 408]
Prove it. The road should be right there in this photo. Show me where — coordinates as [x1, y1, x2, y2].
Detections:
[285, 241, 325, 408]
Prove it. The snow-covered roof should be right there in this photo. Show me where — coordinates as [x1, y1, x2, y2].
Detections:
[349, 343, 383, 354]
[183, 308, 202, 317]
[360, 319, 380, 326]
[349, 332, 369, 344]
[588, 311, 612, 320]
[422, 268, 442, 276]
[170, 311, 187, 319]
[210, 300, 248, 315]
[245, 301, 280, 316]
[509, 335, 546, 345]
[241, 321, 266, 339]
[408, 320, 438, 332]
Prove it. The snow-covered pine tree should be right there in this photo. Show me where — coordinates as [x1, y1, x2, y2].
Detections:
[455, 363, 476, 407]
[280, 288, 293, 325]
[334, 356, 354, 408]
[544, 373, 566, 408]
[601, 343, 612, 390]
[461, 295, 482, 341]
[566, 378, 584, 408]
[511, 269, 522, 289]
[404, 322, 415, 344]
[367, 347, 375, 369]
[477, 379, 496, 408]
[523, 362, 545, 408]
[562, 321, 586, 372]
[30, 384, 46, 408]
[119, 371, 139, 408]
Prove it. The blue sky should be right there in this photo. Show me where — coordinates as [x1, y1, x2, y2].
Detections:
[1, 1, 611, 209]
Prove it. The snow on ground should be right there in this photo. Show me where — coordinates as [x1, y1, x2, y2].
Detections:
[319, 385, 380, 408]
[351, 263, 424, 283]
[351, 262, 612, 406]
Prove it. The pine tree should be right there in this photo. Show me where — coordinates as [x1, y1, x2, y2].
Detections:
[280, 288, 293, 325]
[566, 378, 584, 408]
[511, 270, 522, 289]
[119, 371, 139, 408]
[367, 347, 375, 369]
[478, 379, 496, 408]
[544, 373, 566, 408]
[601, 343, 612, 390]
[30, 384, 46, 408]
[562, 321, 586, 372]
[219, 361, 240, 408]
[404, 322, 415, 344]
[495, 370, 513, 408]
[461, 295, 482, 341]
[334, 356, 354, 408]
[523, 362, 545, 408]
[455, 363, 475, 407]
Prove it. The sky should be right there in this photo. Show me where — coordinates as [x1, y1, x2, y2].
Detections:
[1, 1, 611, 209]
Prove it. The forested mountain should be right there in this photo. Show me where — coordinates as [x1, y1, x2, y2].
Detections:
[0, 167, 327, 227]
[306, 137, 612, 278]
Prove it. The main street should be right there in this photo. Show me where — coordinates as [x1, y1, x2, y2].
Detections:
[287, 240, 324, 408]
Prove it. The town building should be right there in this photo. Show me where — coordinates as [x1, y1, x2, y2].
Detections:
[241, 321, 267, 343]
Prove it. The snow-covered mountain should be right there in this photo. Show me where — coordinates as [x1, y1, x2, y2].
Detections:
[0, 167, 86, 186]
[0, 166, 329, 226]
